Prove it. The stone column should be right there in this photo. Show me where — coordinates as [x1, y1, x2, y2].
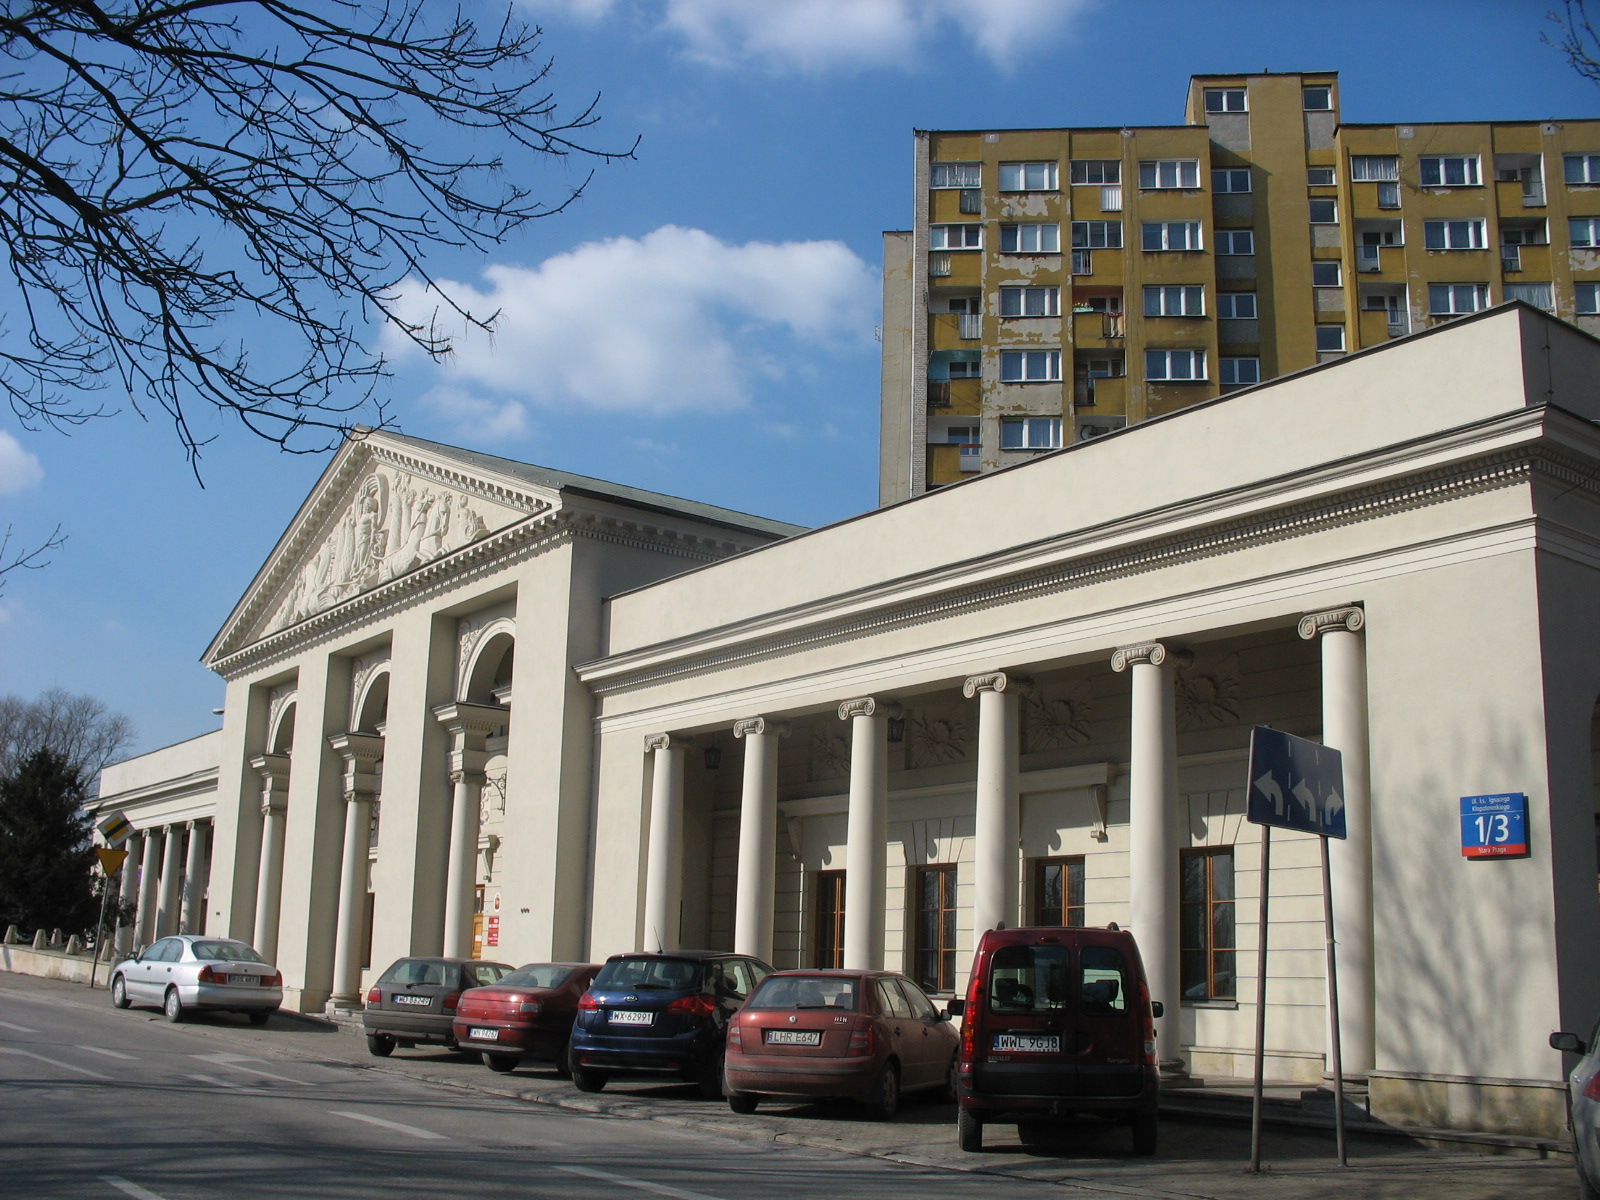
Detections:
[965, 672, 1028, 937]
[137, 829, 163, 946]
[840, 697, 899, 971]
[433, 703, 503, 959]
[328, 732, 384, 1004]
[116, 833, 142, 954]
[733, 717, 789, 962]
[156, 825, 185, 938]
[1112, 641, 1183, 1070]
[1300, 606, 1375, 1079]
[250, 754, 291, 963]
[180, 820, 209, 934]
[643, 734, 690, 952]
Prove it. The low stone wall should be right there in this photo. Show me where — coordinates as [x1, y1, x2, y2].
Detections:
[0, 939, 113, 987]
[1369, 1071, 1570, 1140]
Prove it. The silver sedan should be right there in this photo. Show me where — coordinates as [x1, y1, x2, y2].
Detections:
[1552, 1020, 1600, 1199]
[111, 934, 283, 1024]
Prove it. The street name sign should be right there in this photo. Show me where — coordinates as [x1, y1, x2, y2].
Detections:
[1459, 793, 1528, 858]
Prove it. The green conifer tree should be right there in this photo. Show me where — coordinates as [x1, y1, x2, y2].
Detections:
[0, 748, 99, 935]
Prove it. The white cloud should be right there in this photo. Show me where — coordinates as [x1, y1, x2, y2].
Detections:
[390, 225, 877, 418]
[420, 385, 533, 441]
[0, 430, 44, 494]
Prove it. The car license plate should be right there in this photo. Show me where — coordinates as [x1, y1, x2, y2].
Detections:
[764, 1030, 821, 1046]
[609, 1010, 653, 1025]
[393, 994, 432, 1007]
[467, 1027, 499, 1041]
[994, 1034, 1059, 1052]
[227, 975, 259, 986]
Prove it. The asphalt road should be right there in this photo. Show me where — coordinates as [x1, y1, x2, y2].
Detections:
[0, 970, 1582, 1200]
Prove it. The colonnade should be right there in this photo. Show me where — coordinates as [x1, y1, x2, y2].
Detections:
[116, 819, 213, 953]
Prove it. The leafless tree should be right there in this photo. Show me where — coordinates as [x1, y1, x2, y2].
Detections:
[0, 523, 64, 597]
[0, 1, 633, 467]
[0, 689, 135, 793]
[1548, 1, 1600, 86]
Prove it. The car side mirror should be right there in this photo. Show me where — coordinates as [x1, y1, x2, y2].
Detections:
[1551, 1031, 1585, 1054]
[1151, 1001, 1165, 1019]
[945, 998, 965, 1019]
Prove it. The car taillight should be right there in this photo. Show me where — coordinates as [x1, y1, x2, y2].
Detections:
[847, 1022, 874, 1057]
[667, 994, 716, 1018]
[1584, 1073, 1600, 1101]
[268, 970, 282, 987]
[366, 985, 382, 1005]
[961, 970, 984, 1063]
[1138, 980, 1158, 1065]
[198, 965, 218, 983]
[727, 1022, 742, 1049]
[441, 991, 462, 1014]
[579, 992, 600, 1011]
[518, 1000, 542, 1014]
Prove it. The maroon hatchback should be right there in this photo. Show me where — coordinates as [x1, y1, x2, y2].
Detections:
[723, 969, 959, 1119]
[452, 962, 600, 1075]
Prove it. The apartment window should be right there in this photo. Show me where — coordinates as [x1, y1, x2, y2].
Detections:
[1000, 161, 1058, 192]
[1429, 283, 1489, 315]
[1032, 857, 1085, 927]
[1142, 221, 1203, 251]
[1504, 282, 1555, 312]
[1350, 155, 1399, 182]
[1215, 229, 1255, 255]
[999, 417, 1063, 448]
[1315, 325, 1346, 352]
[1217, 292, 1258, 319]
[1213, 168, 1251, 193]
[1081, 356, 1126, 377]
[1309, 198, 1338, 224]
[1312, 261, 1342, 287]
[1424, 218, 1487, 250]
[1220, 357, 1260, 386]
[930, 224, 982, 250]
[1571, 217, 1600, 247]
[1204, 87, 1247, 113]
[814, 870, 845, 968]
[1565, 154, 1600, 185]
[1000, 223, 1060, 254]
[914, 864, 958, 994]
[1145, 349, 1206, 381]
[1420, 155, 1482, 187]
[1070, 159, 1121, 185]
[1072, 220, 1123, 249]
[999, 285, 1061, 317]
[930, 162, 981, 189]
[1143, 284, 1205, 316]
[1303, 85, 1332, 110]
[1000, 350, 1062, 382]
[1307, 166, 1336, 186]
[947, 358, 980, 378]
[1578, 282, 1600, 314]
[1071, 249, 1093, 275]
[1377, 181, 1401, 209]
[1180, 848, 1236, 1001]
[1138, 159, 1201, 189]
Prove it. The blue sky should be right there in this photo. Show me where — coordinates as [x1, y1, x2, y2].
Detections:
[2, 0, 1594, 759]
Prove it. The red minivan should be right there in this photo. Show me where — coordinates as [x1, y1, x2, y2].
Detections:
[952, 925, 1163, 1154]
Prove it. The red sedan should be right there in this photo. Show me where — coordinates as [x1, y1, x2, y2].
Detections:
[451, 962, 600, 1075]
[723, 969, 959, 1119]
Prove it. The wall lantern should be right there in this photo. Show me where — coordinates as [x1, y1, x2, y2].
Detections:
[887, 717, 906, 744]
[704, 745, 722, 770]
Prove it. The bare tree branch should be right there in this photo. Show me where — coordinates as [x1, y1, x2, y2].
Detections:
[1547, 1, 1600, 87]
[0, 523, 65, 596]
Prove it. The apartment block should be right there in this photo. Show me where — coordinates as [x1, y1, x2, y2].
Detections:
[880, 71, 1600, 503]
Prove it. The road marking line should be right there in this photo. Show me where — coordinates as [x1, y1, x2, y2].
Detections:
[186, 1073, 263, 1095]
[0, 1046, 110, 1079]
[0, 1020, 38, 1033]
[80, 1045, 137, 1060]
[331, 1110, 448, 1140]
[555, 1164, 728, 1200]
[191, 1053, 299, 1083]
[102, 1177, 170, 1200]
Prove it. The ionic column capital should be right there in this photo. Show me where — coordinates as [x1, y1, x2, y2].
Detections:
[733, 716, 790, 740]
[644, 732, 693, 753]
[1298, 606, 1365, 640]
[838, 696, 902, 721]
[448, 767, 487, 788]
[1111, 641, 1190, 672]
[328, 731, 385, 803]
[249, 753, 291, 815]
[962, 670, 1032, 699]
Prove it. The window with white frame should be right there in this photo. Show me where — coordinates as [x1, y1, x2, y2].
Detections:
[930, 162, 981, 189]
[930, 224, 982, 250]
[1217, 292, 1258, 319]
[1571, 217, 1600, 247]
[1565, 154, 1600, 185]
[1350, 155, 1399, 182]
[1309, 198, 1338, 224]
[1424, 218, 1487, 250]
[1081, 356, 1126, 377]
[999, 417, 1062, 449]
[1143, 285, 1205, 316]
[999, 285, 1060, 317]
[1000, 162, 1058, 192]
[1213, 168, 1251, 193]
[1145, 348, 1206, 381]
[1072, 220, 1122, 248]
[1000, 223, 1060, 253]
[1307, 166, 1336, 186]
[1303, 86, 1332, 110]
[1219, 357, 1260, 385]
[1504, 282, 1555, 312]
[1000, 350, 1062, 382]
[1142, 221, 1203, 251]
[1312, 261, 1342, 287]
[1577, 282, 1600, 314]
[947, 358, 980, 378]
[1428, 283, 1489, 315]
[1315, 325, 1346, 352]
[1204, 88, 1247, 113]
[1070, 159, 1121, 185]
[1215, 229, 1254, 255]
[1138, 159, 1201, 189]
[1420, 155, 1481, 187]
[1071, 250, 1093, 274]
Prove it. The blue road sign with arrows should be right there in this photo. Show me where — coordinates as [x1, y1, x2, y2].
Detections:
[1247, 726, 1347, 839]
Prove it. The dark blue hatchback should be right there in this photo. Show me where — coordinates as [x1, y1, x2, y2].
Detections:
[568, 950, 772, 1098]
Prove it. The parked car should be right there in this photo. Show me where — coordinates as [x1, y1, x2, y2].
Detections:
[363, 956, 514, 1057]
[452, 961, 601, 1075]
[568, 950, 772, 1097]
[952, 925, 1163, 1155]
[110, 935, 282, 1025]
[1550, 1019, 1600, 1199]
[723, 968, 959, 1119]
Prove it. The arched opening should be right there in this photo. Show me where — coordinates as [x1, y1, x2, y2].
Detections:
[269, 700, 296, 754]
[463, 630, 514, 706]
[354, 670, 390, 734]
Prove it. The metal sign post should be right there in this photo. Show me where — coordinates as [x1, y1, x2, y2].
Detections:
[1249, 823, 1271, 1172]
[85, 847, 127, 991]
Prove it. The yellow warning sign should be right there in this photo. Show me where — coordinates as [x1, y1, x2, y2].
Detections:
[95, 847, 129, 876]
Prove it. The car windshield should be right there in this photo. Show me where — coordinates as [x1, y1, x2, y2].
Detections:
[746, 974, 859, 1012]
[465, 963, 511, 986]
[190, 940, 267, 964]
[501, 965, 575, 990]
[594, 957, 700, 991]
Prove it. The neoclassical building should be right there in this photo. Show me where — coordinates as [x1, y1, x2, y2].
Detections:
[98, 305, 1600, 1139]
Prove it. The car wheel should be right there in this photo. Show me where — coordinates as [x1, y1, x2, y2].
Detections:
[484, 1054, 518, 1074]
[697, 1054, 726, 1101]
[571, 1066, 608, 1093]
[1131, 1109, 1158, 1157]
[957, 1108, 983, 1153]
[553, 1040, 572, 1080]
[728, 1092, 759, 1115]
[863, 1061, 899, 1121]
[367, 1033, 397, 1058]
[938, 1056, 958, 1104]
[110, 975, 130, 1010]
[163, 988, 185, 1023]
[247, 1010, 271, 1027]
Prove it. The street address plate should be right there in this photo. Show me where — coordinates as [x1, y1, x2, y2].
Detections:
[765, 1029, 821, 1046]
[609, 1010, 654, 1025]
[994, 1034, 1059, 1052]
